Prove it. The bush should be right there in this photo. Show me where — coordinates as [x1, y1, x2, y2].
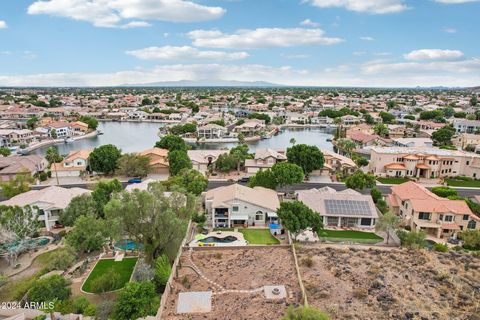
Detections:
[370, 188, 382, 204]
[95, 300, 115, 320]
[47, 248, 76, 271]
[90, 269, 123, 293]
[459, 230, 480, 250]
[192, 212, 206, 224]
[282, 306, 331, 320]
[38, 172, 48, 181]
[28, 275, 71, 303]
[302, 257, 314, 268]
[376, 199, 388, 214]
[431, 186, 457, 198]
[154, 255, 172, 288]
[397, 230, 426, 249]
[433, 243, 449, 252]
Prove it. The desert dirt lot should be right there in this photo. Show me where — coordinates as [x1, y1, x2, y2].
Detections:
[163, 247, 303, 320]
[297, 245, 480, 320]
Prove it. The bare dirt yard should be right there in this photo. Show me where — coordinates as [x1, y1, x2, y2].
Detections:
[297, 244, 480, 320]
[163, 247, 302, 320]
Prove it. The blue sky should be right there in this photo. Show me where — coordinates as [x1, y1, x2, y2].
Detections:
[0, 0, 479, 87]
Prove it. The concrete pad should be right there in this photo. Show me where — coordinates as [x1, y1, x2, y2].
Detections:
[177, 291, 212, 314]
[264, 285, 287, 300]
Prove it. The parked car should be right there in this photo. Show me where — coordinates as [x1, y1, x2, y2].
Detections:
[238, 177, 250, 183]
[128, 178, 142, 184]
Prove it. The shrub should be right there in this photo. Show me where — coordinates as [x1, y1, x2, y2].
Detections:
[83, 304, 96, 316]
[302, 257, 314, 268]
[47, 248, 76, 271]
[90, 269, 123, 293]
[282, 306, 331, 320]
[431, 186, 457, 198]
[28, 275, 71, 303]
[181, 276, 191, 289]
[95, 300, 115, 320]
[459, 230, 480, 250]
[192, 212, 206, 224]
[154, 255, 172, 288]
[72, 297, 90, 314]
[397, 230, 426, 249]
[433, 243, 449, 253]
[370, 188, 382, 204]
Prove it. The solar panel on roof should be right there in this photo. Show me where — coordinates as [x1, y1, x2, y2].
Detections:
[324, 199, 371, 216]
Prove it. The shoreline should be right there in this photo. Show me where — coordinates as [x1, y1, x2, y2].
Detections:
[23, 130, 99, 154]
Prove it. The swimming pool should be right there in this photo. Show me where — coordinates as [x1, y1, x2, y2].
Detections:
[0, 237, 50, 252]
[198, 236, 238, 244]
[115, 239, 142, 250]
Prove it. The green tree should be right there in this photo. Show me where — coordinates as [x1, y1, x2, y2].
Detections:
[0, 147, 11, 157]
[89, 144, 122, 175]
[26, 116, 38, 130]
[345, 171, 376, 190]
[282, 306, 330, 320]
[0, 205, 39, 240]
[286, 144, 324, 177]
[230, 144, 249, 173]
[364, 114, 375, 125]
[165, 168, 207, 195]
[379, 111, 395, 124]
[1, 174, 32, 199]
[373, 123, 389, 137]
[141, 97, 152, 106]
[271, 162, 304, 192]
[92, 179, 123, 217]
[59, 194, 98, 226]
[370, 187, 382, 203]
[117, 153, 151, 177]
[50, 128, 57, 139]
[386, 100, 396, 110]
[375, 212, 400, 245]
[397, 230, 426, 249]
[459, 230, 480, 250]
[289, 138, 296, 146]
[214, 153, 237, 172]
[248, 169, 278, 190]
[79, 116, 99, 130]
[420, 110, 444, 121]
[45, 146, 63, 165]
[431, 126, 456, 146]
[28, 275, 71, 303]
[66, 214, 109, 253]
[155, 134, 188, 151]
[277, 201, 323, 239]
[105, 185, 192, 263]
[90, 269, 123, 293]
[113, 282, 159, 320]
[335, 139, 356, 157]
[248, 112, 271, 124]
[470, 95, 478, 107]
[167, 150, 192, 175]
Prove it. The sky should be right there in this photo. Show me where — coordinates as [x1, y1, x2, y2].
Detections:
[0, 0, 479, 87]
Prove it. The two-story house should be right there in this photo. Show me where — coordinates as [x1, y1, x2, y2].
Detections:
[197, 124, 227, 140]
[244, 148, 287, 173]
[51, 149, 91, 177]
[139, 147, 169, 175]
[204, 184, 280, 228]
[388, 181, 479, 239]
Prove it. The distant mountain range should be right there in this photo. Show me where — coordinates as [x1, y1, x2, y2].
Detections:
[122, 79, 283, 87]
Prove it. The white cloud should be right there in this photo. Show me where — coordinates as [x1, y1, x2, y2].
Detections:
[0, 20, 7, 29]
[27, 0, 225, 27]
[126, 46, 249, 61]
[442, 27, 457, 33]
[353, 51, 366, 56]
[300, 19, 320, 27]
[188, 27, 343, 49]
[1, 60, 480, 88]
[373, 52, 392, 56]
[120, 21, 151, 29]
[435, 0, 479, 4]
[404, 49, 464, 61]
[307, 0, 408, 14]
[281, 53, 311, 59]
[360, 36, 375, 41]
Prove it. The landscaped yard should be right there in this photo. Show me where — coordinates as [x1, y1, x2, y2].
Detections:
[82, 257, 137, 293]
[376, 177, 411, 184]
[318, 230, 384, 244]
[445, 178, 480, 188]
[239, 229, 280, 245]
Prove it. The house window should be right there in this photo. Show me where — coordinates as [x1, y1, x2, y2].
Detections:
[439, 214, 443, 221]
[255, 211, 264, 221]
[360, 218, 372, 226]
[466, 161, 470, 165]
[444, 215, 453, 222]
[326, 216, 338, 226]
[467, 220, 476, 229]
[463, 214, 469, 221]
[232, 206, 239, 212]
[418, 212, 430, 220]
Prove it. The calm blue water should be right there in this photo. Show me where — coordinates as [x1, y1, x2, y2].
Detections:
[114, 239, 142, 250]
[33, 122, 333, 155]
[199, 236, 238, 243]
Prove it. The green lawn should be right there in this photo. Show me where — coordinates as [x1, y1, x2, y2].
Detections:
[82, 257, 137, 293]
[445, 179, 480, 188]
[318, 230, 383, 244]
[239, 229, 280, 245]
[376, 177, 411, 185]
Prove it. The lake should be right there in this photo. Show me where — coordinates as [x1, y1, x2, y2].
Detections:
[34, 122, 334, 155]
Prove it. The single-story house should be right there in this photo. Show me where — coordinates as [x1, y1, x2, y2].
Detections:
[296, 187, 379, 229]
[139, 147, 169, 175]
[204, 184, 280, 228]
[188, 149, 229, 176]
[0, 155, 48, 182]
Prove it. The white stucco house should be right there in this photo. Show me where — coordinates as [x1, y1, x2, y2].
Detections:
[1, 186, 91, 231]
[204, 184, 280, 228]
[51, 150, 91, 177]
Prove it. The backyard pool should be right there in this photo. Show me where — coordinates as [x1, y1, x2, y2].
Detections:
[199, 236, 238, 244]
[115, 239, 142, 251]
[0, 237, 51, 252]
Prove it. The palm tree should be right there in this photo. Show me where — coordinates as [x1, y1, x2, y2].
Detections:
[289, 138, 296, 146]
